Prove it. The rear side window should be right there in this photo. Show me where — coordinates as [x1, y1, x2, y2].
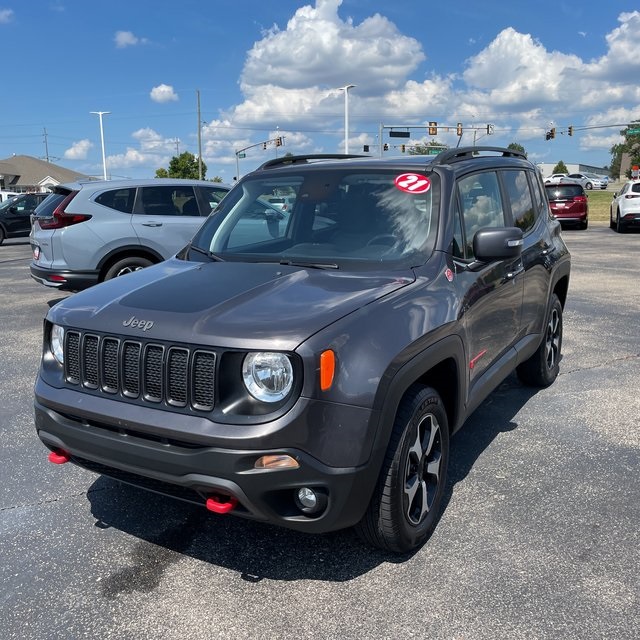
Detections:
[95, 188, 136, 213]
[503, 170, 535, 232]
[199, 186, 229, 214]
[139, 186, 196, 216]
[33, 191, 71, 218]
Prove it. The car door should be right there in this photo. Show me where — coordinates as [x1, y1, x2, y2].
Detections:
[132, 185, 205, 258]
[4, 194, 44, 236]
[453, 171, 523, 390]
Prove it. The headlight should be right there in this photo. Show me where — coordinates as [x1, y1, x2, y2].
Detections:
[242, 352, 293, 402]
[51, 324, 64, 365]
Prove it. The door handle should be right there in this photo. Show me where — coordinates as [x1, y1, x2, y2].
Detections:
[504, 266, 525, 281]
[141, 222, 163, 227]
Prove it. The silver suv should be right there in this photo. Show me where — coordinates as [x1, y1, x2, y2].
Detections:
[29, 178, 230, 291]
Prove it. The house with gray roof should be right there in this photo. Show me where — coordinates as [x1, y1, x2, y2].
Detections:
[0, 155, 90, 193]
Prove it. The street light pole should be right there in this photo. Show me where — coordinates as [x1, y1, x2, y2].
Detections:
[338, 85, 355, 154]
[90, 111, 110, 180]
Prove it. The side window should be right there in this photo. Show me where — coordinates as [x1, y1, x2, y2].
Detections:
[503, 170, 536, 232]
[199, 186, 229, 214]
[95, 188, 135, 213]
[451, 201, 465, 259]
[139, 186, 181, 216]
[457, 172, 505, 257]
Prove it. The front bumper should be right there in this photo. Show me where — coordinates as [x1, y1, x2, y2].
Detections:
[30, 262, 100, 291]
[34, 387, 381, 534]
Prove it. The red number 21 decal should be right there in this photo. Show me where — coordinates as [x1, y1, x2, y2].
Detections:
[394, 173, 431, 194]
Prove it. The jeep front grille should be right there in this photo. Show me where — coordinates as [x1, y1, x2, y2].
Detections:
[63, 330, 216, 411]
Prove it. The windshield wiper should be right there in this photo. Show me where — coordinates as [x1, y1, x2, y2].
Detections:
[279, 259, 339, 270]
[190, 245, 225, 262]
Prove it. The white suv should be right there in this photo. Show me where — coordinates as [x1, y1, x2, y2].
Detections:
[30, 178, 230, 291]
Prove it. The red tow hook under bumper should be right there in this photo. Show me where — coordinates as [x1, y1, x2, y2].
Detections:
[48, 449, 71, 464]
[205, 494, 238, 514]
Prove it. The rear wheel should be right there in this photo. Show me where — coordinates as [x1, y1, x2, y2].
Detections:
[0, 226, 5, 245]
[103, 256, 153, 281]
[517, 294, 563, 387]
[616, 213, 626, 233]
[355, 385, 449, 553]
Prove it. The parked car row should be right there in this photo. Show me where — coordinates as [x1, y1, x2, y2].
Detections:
[544, 173, 605, 190]
[0, 192, 49, 244]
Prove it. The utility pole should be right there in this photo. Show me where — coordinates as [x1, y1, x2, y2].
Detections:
[197, 90, 203, 180]
[43, 128, 50, 162]
[90, 111, 110, 180]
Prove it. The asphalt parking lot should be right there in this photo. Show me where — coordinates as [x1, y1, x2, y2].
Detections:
[1, 225, 638, 640]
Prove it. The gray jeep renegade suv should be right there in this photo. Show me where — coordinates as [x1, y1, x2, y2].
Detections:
[35, 148, 570, 552]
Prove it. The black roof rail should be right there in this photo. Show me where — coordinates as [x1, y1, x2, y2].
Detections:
[257, 154, 369, 171]
[435, 146, 527, 164]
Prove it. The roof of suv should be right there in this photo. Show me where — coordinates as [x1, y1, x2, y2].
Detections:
[53, 178, 233, 193]
[254, 147, 528, 172]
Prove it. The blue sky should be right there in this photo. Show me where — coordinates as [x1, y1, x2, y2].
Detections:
[1, 0, 639, 180]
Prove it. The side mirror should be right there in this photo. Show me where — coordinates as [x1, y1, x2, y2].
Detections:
[473, 227, 523, 263]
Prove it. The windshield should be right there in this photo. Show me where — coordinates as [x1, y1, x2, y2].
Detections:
[191, 168, 440, 270]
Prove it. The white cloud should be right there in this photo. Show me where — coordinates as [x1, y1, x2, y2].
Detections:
[114, 30, 148, 48]
[0, 8, 14, 23]
[150, 84, 179, 103]
[64, 139, 93, 160]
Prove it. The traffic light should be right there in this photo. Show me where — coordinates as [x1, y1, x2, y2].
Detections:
[276, 137, 283, 147]
[428, 121, 438, 136]
[383, 143, 389, 151]
[456, 122, 463, 136]
[486, 124, 494, 135]
[263, 142, 267, 150]
[550, 127, 556, 139]
[568, 126, 573, 136]
[363, 144, 370, 152]
[400, 144, 406, 153]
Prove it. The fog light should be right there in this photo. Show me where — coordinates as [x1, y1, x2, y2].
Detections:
[294, 487, 328, 515]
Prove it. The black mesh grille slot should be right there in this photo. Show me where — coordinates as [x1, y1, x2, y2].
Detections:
[143, 344, 164, 403]
[122, 341, 141, 398]
[82, 334, 99, 389]
[167, 347, 189, 407]
[192, 350, 215, 411]
[101, 338, 120, 393]
[65, 331, 81, 384]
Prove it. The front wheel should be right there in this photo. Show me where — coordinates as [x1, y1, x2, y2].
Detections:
[355, 385, 449, 553]
[103, 256, 153, 281]
[517, 294, 563, 387]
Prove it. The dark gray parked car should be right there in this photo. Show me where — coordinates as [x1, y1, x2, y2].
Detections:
[34, 148, 570, 552]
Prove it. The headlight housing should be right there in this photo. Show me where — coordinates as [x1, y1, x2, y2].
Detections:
[50, 324, 64, 365]
[242, 352, 293, 402]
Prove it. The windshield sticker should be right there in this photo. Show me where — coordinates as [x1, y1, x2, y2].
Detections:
[395, 173, 431, 194]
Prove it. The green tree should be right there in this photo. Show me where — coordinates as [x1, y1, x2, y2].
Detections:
[610, 121, 640, 179]
[552, 160, 568, 174]
[507, 142, 527, 158]
[210, 176, 223, 183]
[408, 140, 447, 155]
[155, 151, 206, 180]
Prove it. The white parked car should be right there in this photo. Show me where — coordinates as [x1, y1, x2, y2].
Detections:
[609, 179, 640, 233]
[563, 173, 602, 190]
[544, 174, 568, 185]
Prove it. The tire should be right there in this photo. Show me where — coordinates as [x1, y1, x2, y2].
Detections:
[585, 182, 593, 190]
[579, 220, 588, 230]
[610, 210, 616, 230]
[517, 294, 563, 387]
[355, 385, 449, 553]
[103, 256, 153, 281]
[615, 213, 626, 234]
[0, 226, 5, 245]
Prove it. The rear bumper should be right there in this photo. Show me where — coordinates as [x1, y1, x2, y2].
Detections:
[30, 262, 100, 291]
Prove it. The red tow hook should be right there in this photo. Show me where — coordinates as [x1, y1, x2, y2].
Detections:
[205, 494, 238, 514]
[48, 449, 71, 465]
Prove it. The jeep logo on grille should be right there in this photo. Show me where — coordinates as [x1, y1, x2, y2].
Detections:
[123, 316, 154, 331]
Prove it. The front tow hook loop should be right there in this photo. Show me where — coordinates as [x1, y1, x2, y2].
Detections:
[48, 450, 71, 465]
[205, 495, 238, 514]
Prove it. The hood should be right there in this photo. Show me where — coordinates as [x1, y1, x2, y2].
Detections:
[50, 258, 415, 350]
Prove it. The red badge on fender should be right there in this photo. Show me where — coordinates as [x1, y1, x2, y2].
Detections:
[395, 173, 431, 194]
